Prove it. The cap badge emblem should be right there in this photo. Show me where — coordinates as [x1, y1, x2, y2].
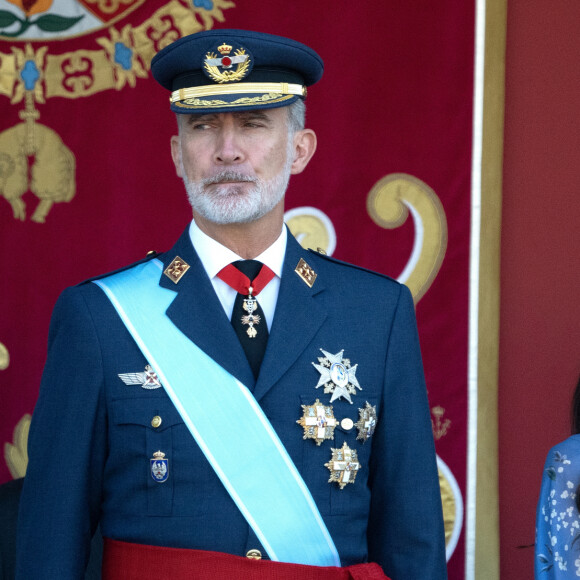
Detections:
[150, 450, 169, 483]
[355, 402, 377, 443]
[325, 443, 360, 489]
[204, 42, 253, 84]
[297, 399, 337, 445]
[118, 364, 162, 390]
[312, 349, 362, 404]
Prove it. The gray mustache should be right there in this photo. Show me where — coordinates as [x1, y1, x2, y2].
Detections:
[203, 172, 256, 185]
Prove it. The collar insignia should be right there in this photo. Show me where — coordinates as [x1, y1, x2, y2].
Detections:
[355, 402, 377, 443]
[297, 399, 337, 445]
[312, 348, 362, 404]
[164, 256, 190, 284]
[325, 443, 360, 489]
[295, 258, 317, 287]
[118, 364, 162, 390]
[203, 42, 253, 84]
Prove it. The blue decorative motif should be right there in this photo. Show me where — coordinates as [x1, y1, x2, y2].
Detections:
[114, 42, 133, 71]
[193, 0, 214, 10]
[21, 60, 39, 91]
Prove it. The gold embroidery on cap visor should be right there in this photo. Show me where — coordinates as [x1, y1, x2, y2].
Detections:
[171, 83, 306, 110]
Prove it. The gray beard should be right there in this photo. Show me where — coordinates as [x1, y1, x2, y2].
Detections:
[181, 154, 293, 225]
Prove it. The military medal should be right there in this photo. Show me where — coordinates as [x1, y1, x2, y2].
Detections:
[325, 443, 360, 489]
[118, 364, 162, 390]
[217, 262, 276, 339]
[150, 450, 169, 483]
[355, 402, 377, 443]
[312, 349, 362, 404]
[297, 399, 337, 445]
[241, 286, 261, 338]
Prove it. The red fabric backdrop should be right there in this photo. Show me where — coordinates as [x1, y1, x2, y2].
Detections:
[0, 2, 475, 577]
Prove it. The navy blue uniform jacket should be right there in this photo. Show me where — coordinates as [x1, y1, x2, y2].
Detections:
[16, 227, 447, 579]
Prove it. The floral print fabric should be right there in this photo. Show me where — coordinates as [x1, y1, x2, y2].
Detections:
[536, 436, 580, 578]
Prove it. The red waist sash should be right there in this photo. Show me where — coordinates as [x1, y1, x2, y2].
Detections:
[102, 538, 390, 580]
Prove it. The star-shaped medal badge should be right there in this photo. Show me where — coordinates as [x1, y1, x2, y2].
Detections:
[296, 399, 337, 445]
[324, 442, 360, 489]
[312, 349, 361, 404]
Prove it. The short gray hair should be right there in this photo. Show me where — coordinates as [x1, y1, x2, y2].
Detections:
[287, 99, 305, 135]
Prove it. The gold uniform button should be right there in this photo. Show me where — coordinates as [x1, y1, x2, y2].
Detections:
[341, 418, 354, 430]
[151, 416, 162, 428]
[246, 549, 262, 560]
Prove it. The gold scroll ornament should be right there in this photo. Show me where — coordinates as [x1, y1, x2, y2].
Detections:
[0, 342, 8, 370]
[285, 206, 337, 256]
[4, 414, 30, 479]
[367, 173, 448, 303]
[286, 174, 447, 304]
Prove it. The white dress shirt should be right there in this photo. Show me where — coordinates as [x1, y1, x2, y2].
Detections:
[188, 219, 286, 331]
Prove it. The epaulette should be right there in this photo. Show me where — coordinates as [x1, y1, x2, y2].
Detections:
[306, 247, 399, 284]
[78, 250, 163, 286]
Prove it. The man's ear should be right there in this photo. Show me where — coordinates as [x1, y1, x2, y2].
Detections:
[290, 129, 317, 175]
[170, 135, 183, 178]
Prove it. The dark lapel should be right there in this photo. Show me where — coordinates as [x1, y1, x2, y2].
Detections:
[158, 227, 255, 388]
[253, 234, 327, 401]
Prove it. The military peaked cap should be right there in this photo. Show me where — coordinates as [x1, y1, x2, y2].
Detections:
[151, 29, 324, 114]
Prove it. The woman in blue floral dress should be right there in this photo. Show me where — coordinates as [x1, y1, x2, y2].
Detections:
[536, 376, 580, 578]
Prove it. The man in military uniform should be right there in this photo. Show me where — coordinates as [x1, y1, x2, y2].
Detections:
[16, 29, 447, 579]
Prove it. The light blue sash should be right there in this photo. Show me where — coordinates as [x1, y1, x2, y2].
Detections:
[94, 259, 340, 567]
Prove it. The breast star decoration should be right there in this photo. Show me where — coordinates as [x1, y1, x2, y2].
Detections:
[324, 442, 360, 489]
[312, 349, 361, 404]
[296, 399, 337, 445]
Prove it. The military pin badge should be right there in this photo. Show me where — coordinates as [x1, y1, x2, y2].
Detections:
[312, 349, 362, 404]
[164, 256, 190, 284]
[324, 442, 360, 489]
[150, 450, 169, 483]
[355, 402, 377, 443]
[118, 364, 162, 390]
[297, 399, 337, 445]
[295, 258, 317, 287]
